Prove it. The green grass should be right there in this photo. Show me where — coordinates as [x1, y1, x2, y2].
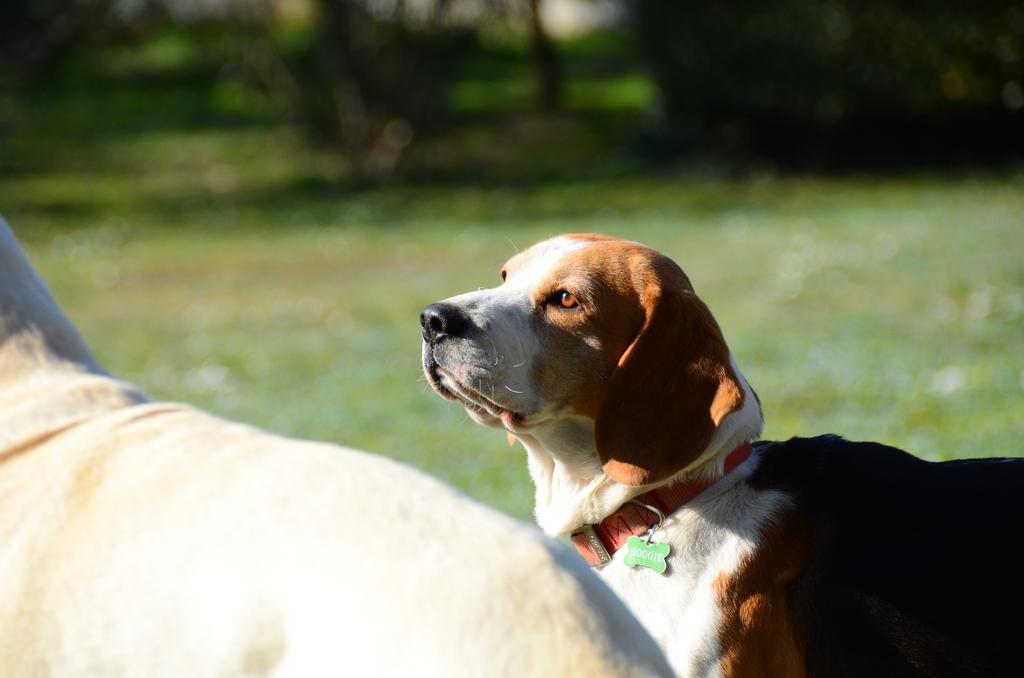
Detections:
[3, 32, 1023, 521]
[8, 172, 1024, 520]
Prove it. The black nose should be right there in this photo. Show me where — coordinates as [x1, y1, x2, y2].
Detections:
[420, 303, 470, 344]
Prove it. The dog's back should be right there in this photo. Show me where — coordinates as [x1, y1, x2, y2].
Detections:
[753, 435, 1024, 678]
[2, 403, 668, 676]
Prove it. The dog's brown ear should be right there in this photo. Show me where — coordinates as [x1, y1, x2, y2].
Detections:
[595, 268, 744, 486]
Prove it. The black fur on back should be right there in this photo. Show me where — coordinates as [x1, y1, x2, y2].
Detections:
[751, 435, 1024, 678]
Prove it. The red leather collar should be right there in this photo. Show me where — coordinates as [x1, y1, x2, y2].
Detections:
[569, 443, 754, 567]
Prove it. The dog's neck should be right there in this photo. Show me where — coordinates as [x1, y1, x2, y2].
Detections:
[518, 359, 764, 537]
[0, 220, 145, 454]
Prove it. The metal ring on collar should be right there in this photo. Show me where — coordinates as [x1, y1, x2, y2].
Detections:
[628, 500, 666, 543]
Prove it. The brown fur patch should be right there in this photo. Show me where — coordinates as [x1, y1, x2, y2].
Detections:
[527, 240, 653, 419]
[596, 281, 744, 485]
[713, 513, 810, 678]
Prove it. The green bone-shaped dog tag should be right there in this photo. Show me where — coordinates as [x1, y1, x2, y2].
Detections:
[623, 536, 670, 574]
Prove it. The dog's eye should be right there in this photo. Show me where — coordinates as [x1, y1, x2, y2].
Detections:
[555, 290, 578, 309]
[500, 269, 507, 282]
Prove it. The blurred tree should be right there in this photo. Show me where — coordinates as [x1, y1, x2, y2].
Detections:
[633, 0, 1024, 163]
[0, 0, 106, 69]
[314, 0, 372, 167]
[528, 0, 563, 110]
[294, 0, 473, 176]
[279, 0, 564, 174]
[1, 0, 569, 177]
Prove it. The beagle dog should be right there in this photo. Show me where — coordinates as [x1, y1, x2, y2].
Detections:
[0, 220, 673, 678]
[421, 233, 1024, 678]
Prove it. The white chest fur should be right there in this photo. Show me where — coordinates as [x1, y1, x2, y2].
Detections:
[596, 463, 790, 678]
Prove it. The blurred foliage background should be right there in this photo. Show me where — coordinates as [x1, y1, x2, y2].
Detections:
[2, 0, 1022, 518]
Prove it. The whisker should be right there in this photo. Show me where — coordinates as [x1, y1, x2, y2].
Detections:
[504, 384, 524, 394]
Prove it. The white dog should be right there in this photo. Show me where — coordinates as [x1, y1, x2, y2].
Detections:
[0, 221, 672, 678]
